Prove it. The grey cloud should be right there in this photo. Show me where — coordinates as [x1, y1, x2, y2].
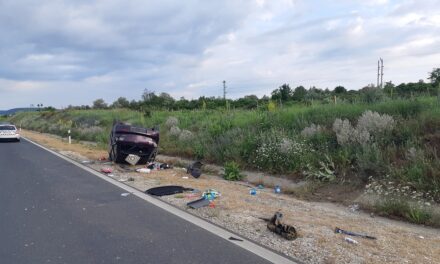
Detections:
[0, 0, 252, 81]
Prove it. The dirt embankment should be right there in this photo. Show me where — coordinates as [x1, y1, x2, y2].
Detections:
[21, 130, 440, 264]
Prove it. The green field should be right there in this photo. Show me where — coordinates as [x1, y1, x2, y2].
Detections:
[9, 97, 440, 194]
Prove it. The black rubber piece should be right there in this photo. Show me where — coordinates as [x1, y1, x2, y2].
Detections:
[146, 186, 193, 196]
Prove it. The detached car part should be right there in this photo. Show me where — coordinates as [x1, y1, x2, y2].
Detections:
[108, 122, 159, 165]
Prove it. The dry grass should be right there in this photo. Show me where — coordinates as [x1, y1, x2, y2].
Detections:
[22, 129, 440, 264]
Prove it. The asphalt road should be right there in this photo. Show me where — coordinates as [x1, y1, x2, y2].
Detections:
[0, 139, 272, 264]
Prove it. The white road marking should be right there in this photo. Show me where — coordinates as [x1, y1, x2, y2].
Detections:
[23, 137, 300, 264]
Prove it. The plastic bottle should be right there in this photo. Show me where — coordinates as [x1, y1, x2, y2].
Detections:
[344, 237, 358, 244]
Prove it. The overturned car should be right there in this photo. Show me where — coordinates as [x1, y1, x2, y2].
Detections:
[108, 122, 159, 165]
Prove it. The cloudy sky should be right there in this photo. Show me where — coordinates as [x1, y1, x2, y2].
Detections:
[1, 0, 439, 109]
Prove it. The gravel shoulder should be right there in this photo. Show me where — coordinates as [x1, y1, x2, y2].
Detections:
[21, 130, 440, 264]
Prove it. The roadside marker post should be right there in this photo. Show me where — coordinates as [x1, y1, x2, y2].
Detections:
[68, 129, 71, 144]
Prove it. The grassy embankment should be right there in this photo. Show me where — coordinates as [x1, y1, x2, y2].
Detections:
[9, 97, 440, 225]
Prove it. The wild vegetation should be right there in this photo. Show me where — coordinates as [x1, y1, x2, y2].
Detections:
[8, 68, 440, 225]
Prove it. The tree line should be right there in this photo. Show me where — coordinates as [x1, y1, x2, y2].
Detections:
[72, 68, 440, 112]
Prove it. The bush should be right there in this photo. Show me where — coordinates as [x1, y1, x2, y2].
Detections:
[252, 131, 313, 173]
[332, 110, 395, 146]
[165, 116, 178, 128]
[169, 126, 181, 137]
[357, 110, 395, 134]
[178, 129, 193, 141]
[223, 161, 244, 181]
[301, 123, 323, 138]
[375, 199, 432, 225]
[356, 143, 388, 180]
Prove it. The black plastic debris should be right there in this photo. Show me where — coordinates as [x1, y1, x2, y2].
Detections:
[228, 236, 244, 242]
[335, 227, 376, 240]
[187, 161, 203, 178]
[187, 198, 210, 209]
[146, 186, 193, 196]
[266, 212, 297, 240]
[146, 162, 173, 170]
[160, 163, 172, 169]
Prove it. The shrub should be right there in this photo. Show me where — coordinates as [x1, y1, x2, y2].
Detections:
[204, 127, 250, 163]
[304, 155, 336, 182]
[332, 111, 395, 146]
[169, 126, 181, 137]
[301, 123, 323, 138]
[165, 116, 178, 128]
[252, 131, 312, 173]
[356, 143, 387, 180]
[223, 161, 244, 181]
[178, 129, 193, 141]
[332, 118, 355, 146]
[357, 110, 395, 134]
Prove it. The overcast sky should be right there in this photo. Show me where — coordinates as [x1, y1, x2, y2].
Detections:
[1, 0, 439, 109]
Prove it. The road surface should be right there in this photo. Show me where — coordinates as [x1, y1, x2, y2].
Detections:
[0, 139, 274, 264]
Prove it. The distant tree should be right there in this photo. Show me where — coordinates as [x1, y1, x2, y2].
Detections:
[142, 89, 156, 102]
[111, 97, 130, 108]
[93, 99, 108, 109]
[334, 86, 347, 94]
[305, 87, 324, 103]
[43, 106, 56, 111]
[158, 92, 175, 109]
[383, 81, 395, 97]
[429, 68, 440, 87]
[360, 84, 384, 103]
[271, 84, 293, 102]
[292, 86, 307, 101]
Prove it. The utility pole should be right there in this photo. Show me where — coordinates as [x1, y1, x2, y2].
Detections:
[377, 60, 380, 88]
[223, 80, 226, 100]
[380, 58, 384, 88]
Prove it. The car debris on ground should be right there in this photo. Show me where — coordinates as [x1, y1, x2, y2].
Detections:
[187, 197, 210, 209]
[187, 161, 203, 178]
[202, 189, 220, 200]
[146, 185, 193, 196]
[100, 167, 113, 174]
[344, 237, 359, 244]
[263, 212, 297, 240]
[335, 227, 377, 240]
[136, 168, 151, 173]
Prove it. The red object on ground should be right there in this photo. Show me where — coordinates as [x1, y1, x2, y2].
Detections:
[209, 202, 215, 208]
[101, 168, 113, 174]
[99, 156, 107, 161]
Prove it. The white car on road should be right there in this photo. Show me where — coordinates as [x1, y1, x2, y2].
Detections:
[0, 123, 20, 141]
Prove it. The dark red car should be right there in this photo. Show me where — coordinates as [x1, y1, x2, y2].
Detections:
[108, 122, 159, 165]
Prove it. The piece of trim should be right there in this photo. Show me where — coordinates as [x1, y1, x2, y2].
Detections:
[23, 137, 300, 264]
